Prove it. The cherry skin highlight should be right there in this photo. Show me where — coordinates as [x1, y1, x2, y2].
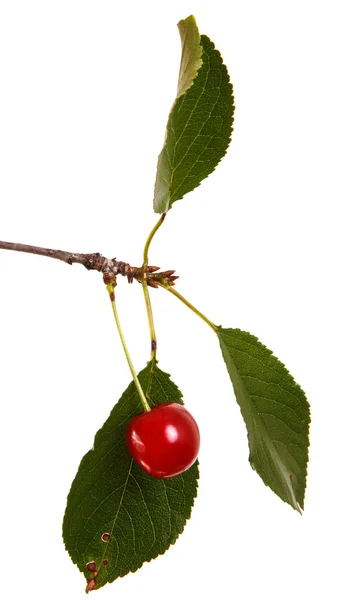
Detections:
[126, 402, 200, 478]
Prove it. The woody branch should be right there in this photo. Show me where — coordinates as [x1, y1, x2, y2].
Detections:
[0, 240, 178, 287]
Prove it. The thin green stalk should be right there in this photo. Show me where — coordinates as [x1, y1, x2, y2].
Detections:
[106, 283, 151, 412]
[142, 282, 157, 361]
[143, 213, 166, 265]
[159, 282, 219, 334]
[142, 213, 166, 360]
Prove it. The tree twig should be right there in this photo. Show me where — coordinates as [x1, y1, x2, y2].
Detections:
[0, 240, 178, 286]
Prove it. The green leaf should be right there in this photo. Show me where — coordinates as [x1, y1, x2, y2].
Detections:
[153, 15, 234, 214]
[63, 361, 199, 591]
[218, 328, 310, 512]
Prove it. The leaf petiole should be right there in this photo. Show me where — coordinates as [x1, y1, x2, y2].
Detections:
[143, 213, 166, 265]
[159, 282, 218, 334]
[106, 283, 151, 412]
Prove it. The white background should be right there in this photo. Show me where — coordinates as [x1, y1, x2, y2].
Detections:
[0, 1, 355, 598]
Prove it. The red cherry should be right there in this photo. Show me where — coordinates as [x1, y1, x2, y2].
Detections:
[126, 402, 200, 478]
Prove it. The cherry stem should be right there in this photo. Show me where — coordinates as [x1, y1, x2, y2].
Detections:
[142, 213, 166, 361]
[106, 283, 151, 413]
[159, 282, 219, 334]
[142, 283, 157, 361]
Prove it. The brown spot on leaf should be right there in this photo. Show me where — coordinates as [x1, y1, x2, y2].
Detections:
[101, 533, 111, 542]
[86, 561, 96, 572]
[102, 559, 108, 566]
[85, 578, 96, 594]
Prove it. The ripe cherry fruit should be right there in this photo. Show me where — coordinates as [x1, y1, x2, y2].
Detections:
[126, 402, 200, 478]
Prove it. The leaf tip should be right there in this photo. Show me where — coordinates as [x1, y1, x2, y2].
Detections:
[177, 14, 196, 27]
[85, 577, 97, 593]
